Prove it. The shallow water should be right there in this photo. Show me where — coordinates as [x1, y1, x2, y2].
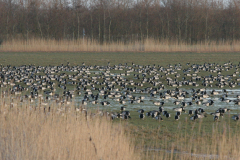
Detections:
[73, 88, 240, 114]
[143, 147, 234, 160]
[2, 62, 240, 116]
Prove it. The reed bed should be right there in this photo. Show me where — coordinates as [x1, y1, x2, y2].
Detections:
[1, 38, 240, 52]
[0, 96, 138, 160]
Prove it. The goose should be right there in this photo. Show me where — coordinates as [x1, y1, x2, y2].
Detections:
[137, 109, 144, 113]
[153, 101, 161, 105]
[210, 112, 220, 117]
[173, 101, 181, 105]
[220, 97, 231, 103]
[213, 115, 219, 121]
[133, 99, 143, 103]
[122, 111, 130, 116]
[120, 106, 126, 112]
[196, 114, 207, 118]
[151, 111, 159, 118]
[208, 99, 214, 105]
[82, 100, 88, 105]
[91, 100, 98, 104]
[173, 107, 185, 113]
[139, 113, 145, 119]
[101, 101, 110, 106]
[181, 101, 188, 107]
[234, 100, 240, 105]
[211, 90, 219, 95]
[146, 111, 151, 117]
[198, 108, 205, 113]
[175, 115, 180, 120]
[139, 96, 145, 100]
[122, 115, 131, 120]
[232, 115, 239, 121]
[176, 111, 181, 116]
[114, 98, 121, 102]
[223, 99, 231, 103]
[190, 115, 198, 121]
[159, 101, 165, 105]
[222, 89, 228, 93]
[111, 114, 118, 120]
[196, 101, 201, 105]
[165, 113, 171, 118]
[188, 110, 194, 116]
[155, 115, 163, 121]
[203, 102, 210, 106]
[216, 108, 230, 115]
[222, 108, 231, 113]
[162, 111, 168, 116]
[120, 100, 126, 104]
[159, 106, 164, 113]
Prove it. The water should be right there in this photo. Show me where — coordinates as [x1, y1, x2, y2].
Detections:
[141, 147, 234, 160]
[72, 88, 240, 114]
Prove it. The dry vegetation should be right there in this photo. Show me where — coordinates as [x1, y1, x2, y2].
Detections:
[1, 38, 240, 52]
[0, 96, 137, 160]
[139, 121, 240, 160]
[0, 94, 240, 160]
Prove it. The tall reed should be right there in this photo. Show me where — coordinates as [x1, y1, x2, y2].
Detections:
[1, 38, 240, 52]
[0, 96, 138, 160]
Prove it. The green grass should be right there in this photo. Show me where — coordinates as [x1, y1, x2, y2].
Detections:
[1, 52, 240, 66]
[113, 110, 240, 150]
[1, 52, 240, 90]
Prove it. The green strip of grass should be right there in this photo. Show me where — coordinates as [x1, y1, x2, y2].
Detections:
[1, 52, 240, 66]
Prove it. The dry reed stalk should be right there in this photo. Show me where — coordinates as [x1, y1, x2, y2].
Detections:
[1, 38, 240, 52]
[0, 96, 138, 160]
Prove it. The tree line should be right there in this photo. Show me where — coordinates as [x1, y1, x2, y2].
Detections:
[0, 0, 240, 44]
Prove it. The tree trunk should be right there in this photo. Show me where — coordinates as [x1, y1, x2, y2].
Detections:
[167, 13, 170, 40]
[91, 13, 93, 41]
[103, 10, 105, 43]
[99, 14, 101, 43]
[146, 7, 149, 40]
[77, 12, 80, 40]
[205, 12, 208, 44]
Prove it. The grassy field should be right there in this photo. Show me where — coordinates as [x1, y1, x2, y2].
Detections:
[117, 110, 240, 144]
[1, 52, 240, 66]
[1, 52, 240, 159]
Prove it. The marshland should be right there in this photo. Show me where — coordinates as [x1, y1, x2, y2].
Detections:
[1, 0, 240, 159]
[0, 52, 240, 159]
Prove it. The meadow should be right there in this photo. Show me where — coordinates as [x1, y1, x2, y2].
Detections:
[1, 52, 240, 159]
[1, 51, 240, 66]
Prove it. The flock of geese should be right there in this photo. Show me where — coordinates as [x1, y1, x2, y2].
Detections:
[0, 61, 240, 122]
[109, 104, 234, 122]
